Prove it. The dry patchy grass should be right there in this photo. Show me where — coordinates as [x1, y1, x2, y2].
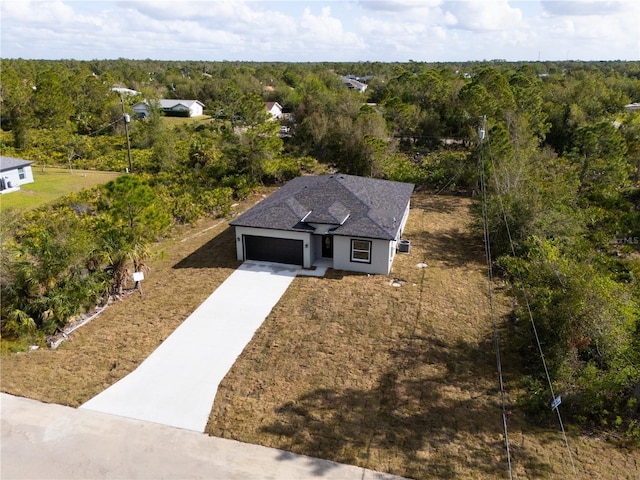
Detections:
[207, 193, 638, 479]
[0, 190, 258, 403]
[1, 191, 637, 479]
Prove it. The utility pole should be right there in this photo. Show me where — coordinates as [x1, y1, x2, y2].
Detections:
[479, 115, 487, 145]
[121, 96, 133, 173]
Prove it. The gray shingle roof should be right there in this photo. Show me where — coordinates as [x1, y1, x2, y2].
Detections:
[0, 156, 33, 172]
[230, 175, 414, 240]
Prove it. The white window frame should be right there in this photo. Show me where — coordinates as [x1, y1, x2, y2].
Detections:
[18, 168, 25, 180]
[350, 239, 372, 264]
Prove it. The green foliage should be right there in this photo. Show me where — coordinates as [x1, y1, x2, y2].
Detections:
[0, 62, 35, 148]
[0, 174, 175, 340]
[1, 58, 639, 440]
[261, 156, 302, 184]
[568, 121, 631, 202]
[73, 69, 120, 134]
[33, 69, 74, 130]
[1, 207, 108, 335]
[98, 175, 171, 274]
[499, 234, 639, 437]
[382, 153, 425, 184]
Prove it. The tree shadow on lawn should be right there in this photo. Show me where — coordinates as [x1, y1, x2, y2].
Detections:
[261, 332, 552, 479]
[173, 226, 242, 270]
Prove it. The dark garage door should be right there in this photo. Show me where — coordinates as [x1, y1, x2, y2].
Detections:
[243, 235, 304, 266]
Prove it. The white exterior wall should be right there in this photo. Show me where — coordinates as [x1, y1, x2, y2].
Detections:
[190, 103, 204, 116]
[233, 226, 313, 268]
[332, 236, 393, 275]
[1, 165, 34, 188]
[267, 106, 282, 119]
[397, 201, 411, 239]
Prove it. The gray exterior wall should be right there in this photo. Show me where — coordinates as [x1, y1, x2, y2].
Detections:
[332, 236, 394, 275]
[233, 199, 412, 276]
[233, 226, 313, 268]
[331, 197, 409, 276]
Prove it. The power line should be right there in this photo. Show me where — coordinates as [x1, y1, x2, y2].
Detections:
[432, 157, 469, 196]
[477, 117, 515, 480]
[65, 106, 132, 171]
[484, 123, 578, 479]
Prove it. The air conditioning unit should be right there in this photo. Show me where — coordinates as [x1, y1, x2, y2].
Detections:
[397, 239, 411, 253]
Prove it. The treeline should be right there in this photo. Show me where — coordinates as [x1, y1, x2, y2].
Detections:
[1, 58, 639, 441]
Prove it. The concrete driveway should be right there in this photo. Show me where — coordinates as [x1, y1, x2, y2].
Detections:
[1, 261, 408, 479]
[81, 261, 300, 432]
[1, 393, 406, 480]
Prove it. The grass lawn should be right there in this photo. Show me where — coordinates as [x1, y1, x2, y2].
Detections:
[0, 190, 636, 479]
[0, 167, 121, 212]
[161, 115, 212, 128]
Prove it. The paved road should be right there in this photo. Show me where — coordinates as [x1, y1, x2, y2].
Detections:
[1, 393, 406, 480]
[81, 261, 299, 432]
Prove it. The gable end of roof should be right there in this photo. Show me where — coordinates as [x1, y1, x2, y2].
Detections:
[0, 156, 34, 172]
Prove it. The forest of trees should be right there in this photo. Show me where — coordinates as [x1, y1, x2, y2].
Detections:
[1, 58, 639, 442]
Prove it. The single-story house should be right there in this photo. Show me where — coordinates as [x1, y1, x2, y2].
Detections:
[230, 174, 414, 275]
[342, 76, 368, 93]
[0, 156, 35, 193]
[265, 101, 283, 119]
[133, 99, 205, 118]
[625, 102, 640, 112]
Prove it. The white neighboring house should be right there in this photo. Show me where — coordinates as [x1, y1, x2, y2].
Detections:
[0, 156, 35, 193]
[132, 99, 205, 118]
[265, 101, 283, 119]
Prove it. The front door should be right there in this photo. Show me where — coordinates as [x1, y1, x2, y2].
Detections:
[322, 235, 333, 258]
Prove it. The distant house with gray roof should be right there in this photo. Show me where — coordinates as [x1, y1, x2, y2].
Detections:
[230, 174, 414, 274]
[0, 156, 34, 193]
[342, 76, 368, 93]
[133, 99, 205, 118]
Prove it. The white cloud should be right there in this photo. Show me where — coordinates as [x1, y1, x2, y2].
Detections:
[297, 6, 365, 50]
[358, 0, 443, 12]
[532, 0, 639, 59]
[123, 0, 243, 21]
[443, 0, 524, 32]
[1, 0, 76, 25]
[0, 0, 637, 61]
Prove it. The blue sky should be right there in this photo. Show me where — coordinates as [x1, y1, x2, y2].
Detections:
[1, 1, 638, 62]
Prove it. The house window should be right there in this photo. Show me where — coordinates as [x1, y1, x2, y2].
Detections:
[350, 239, 372, 264]
[18, 168, 25, 180]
